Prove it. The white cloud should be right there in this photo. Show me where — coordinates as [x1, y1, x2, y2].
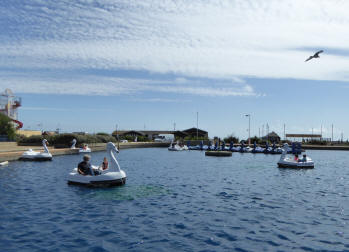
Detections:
[1, 0, 349, 96]
[0, 72, 257, 97]
[22, 107, 112, 112]
[130, 98, 189, 103]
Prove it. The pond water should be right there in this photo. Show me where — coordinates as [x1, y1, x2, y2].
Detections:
[0, 148, 348, 251]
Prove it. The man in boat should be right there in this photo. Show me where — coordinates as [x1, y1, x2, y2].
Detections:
[78, 155, 101, 175]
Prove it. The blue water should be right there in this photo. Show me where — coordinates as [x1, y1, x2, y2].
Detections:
[0, 148, 349, 251]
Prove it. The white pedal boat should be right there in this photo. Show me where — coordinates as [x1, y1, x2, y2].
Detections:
[0, 161, 9, 166]
[20, 139, 52, 161]
[71, 139, 77, 149]
[79, 144, 91, 153]
[277, 144, 314, 169]
[67, 142, 126, 187]
[168, 141, 186, 151]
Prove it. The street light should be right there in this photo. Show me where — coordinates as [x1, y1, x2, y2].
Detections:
[245, 114, 251, 146]
[196, 112, 199, 140]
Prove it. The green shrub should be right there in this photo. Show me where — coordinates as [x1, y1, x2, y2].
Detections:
[96, 132, 110, 136]
[182, 136, 208, 141]
[17, 133, 116, 146]
[0, 113, 16, 140]
[223, 134, 239, 143]
[96, 134, 116, 143]
[136, 136, 148, 142]
[249, 136, 262, 144]
[17, 135, 45, 145]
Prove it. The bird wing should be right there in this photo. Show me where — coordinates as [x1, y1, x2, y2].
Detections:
[314, 50, 324, 57]
[305, 56, 313, 62]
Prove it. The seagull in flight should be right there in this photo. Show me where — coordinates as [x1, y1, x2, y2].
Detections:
[305, 50, 324, 62]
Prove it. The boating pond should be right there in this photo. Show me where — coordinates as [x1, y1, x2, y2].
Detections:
[0, 148, 349, 251]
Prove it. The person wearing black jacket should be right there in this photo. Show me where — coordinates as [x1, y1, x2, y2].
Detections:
[78, 155, 100, 175]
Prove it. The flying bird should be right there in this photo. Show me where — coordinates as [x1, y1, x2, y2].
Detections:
[305, 50, 324, 62]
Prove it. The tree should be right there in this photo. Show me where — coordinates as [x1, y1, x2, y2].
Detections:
[224, 134, 239, 143]
[0, 113, 16, 140]
[249, 136, 262, 144]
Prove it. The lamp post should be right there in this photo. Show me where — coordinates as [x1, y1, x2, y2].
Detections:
[245, 114, 251, 146]
[331, 124, 334, 142]
[116, 124, 119, 149]
[196, 112, 199, 140]
[283, 123, 286, 140]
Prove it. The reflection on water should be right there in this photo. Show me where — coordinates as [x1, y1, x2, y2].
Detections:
[88, 184, 171, 201]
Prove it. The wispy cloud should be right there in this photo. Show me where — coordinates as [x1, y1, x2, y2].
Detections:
[22, 107, 112, 112]
[1, 0, 349, 97]
[0, 71, 258, 97]
[130, 98, 189, 103]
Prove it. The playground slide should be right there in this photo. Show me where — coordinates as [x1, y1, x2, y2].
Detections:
[12, 119, 23, 129]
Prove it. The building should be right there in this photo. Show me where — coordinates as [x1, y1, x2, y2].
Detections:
[172, 130, 188, 139]
[286, 133, 323, 142]
[118, 130, 145, 139]
[113, 128, 208, 140]
[181, 128, 208, 139]
[262, 131, 281, 143]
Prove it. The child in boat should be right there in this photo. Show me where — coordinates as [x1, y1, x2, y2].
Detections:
[299, 154, 307, 162]
[294, 154, 299, 161]
[101, 157, 108, 170]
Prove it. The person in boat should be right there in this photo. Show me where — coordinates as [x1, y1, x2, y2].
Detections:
[78, 155, 101, 176]
[299, 154, 307, 162]
[294, 154, 299, 161]
[101, 157, 108, 170]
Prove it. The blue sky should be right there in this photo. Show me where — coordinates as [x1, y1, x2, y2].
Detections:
[1, 0, 349, 140]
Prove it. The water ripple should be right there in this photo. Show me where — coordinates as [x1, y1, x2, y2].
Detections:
[0, 148, 348, 251]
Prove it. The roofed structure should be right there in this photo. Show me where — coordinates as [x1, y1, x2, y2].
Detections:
[262, 131, 281, 143]
[182, 128, 208, 138]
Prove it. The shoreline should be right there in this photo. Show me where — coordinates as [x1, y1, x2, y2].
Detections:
[0, 142, 169, 162]
[1, 142, 349, 162]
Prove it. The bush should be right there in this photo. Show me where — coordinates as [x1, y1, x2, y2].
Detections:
[17, 135, 45, 145]
[96, 132, 110, 136]
[182, 136, 208, 141]
[50, 133, 76, 146]
[17, 133, 116, 147]
[95, 134, 116, 143]
[136, 136, 148, 142]
[307, 139, 328, 145]
[223, 134, 239, 144]
[249, 136, 262, 144]
[0, 113, 16, 140]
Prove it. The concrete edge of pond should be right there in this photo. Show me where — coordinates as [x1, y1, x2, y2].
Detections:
[0, 142, 169, 162]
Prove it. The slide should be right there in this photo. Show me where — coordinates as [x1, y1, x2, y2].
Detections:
[12, 119, 23, 129]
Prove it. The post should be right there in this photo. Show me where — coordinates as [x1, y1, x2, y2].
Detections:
[331, 124, 333, 142]
[116, 124, 119, 149]
[266, 123, 269, 142]
[245, 114, 251, 146]
[262, 124, 264, 137]
[196, 112, 199, 140]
